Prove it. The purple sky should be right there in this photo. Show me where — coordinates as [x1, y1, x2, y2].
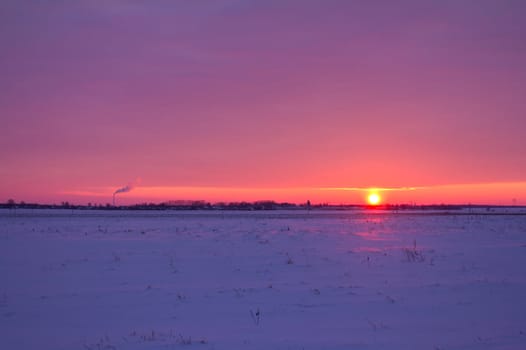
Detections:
[1, 1, 526, 204]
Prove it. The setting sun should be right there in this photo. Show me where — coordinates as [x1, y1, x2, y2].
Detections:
[367, 193, 381, 205]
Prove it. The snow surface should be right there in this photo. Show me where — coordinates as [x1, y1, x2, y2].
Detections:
[1, 209, 526, 349]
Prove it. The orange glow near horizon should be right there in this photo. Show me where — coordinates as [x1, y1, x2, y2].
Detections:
[37, 181, 526, 206]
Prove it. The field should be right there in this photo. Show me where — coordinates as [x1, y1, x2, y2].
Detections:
[1, 209, 526, 349]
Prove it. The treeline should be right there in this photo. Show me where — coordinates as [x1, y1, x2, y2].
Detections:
[1, 199, 314, 211]
[130, 200, 301, 210]
[1, 199, 509, 211]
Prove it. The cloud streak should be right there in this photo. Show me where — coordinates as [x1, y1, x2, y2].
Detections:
[320, 187, 425, 192]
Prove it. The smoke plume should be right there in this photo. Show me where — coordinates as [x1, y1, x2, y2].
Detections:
[113, 178, 141, 205]
[114, 184, 133, 195]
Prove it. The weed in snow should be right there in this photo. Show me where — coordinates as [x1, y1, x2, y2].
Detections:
[84, 334, 116, 350]
[367, 319, 389, 332]
[403, 240, 425, 262]
[169, 255, 178, 273]
[178, 334, 192, 345]
[250, 308, 261, 325]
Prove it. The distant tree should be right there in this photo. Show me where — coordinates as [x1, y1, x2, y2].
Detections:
[7, 199, 15, 208]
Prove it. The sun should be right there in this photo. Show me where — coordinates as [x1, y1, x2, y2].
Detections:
[367, 193, 381, 206]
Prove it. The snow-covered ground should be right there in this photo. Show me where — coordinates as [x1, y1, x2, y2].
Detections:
[1, 209, 525, 349]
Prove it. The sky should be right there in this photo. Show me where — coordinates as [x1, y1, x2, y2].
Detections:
[1, 0, 526, 205]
